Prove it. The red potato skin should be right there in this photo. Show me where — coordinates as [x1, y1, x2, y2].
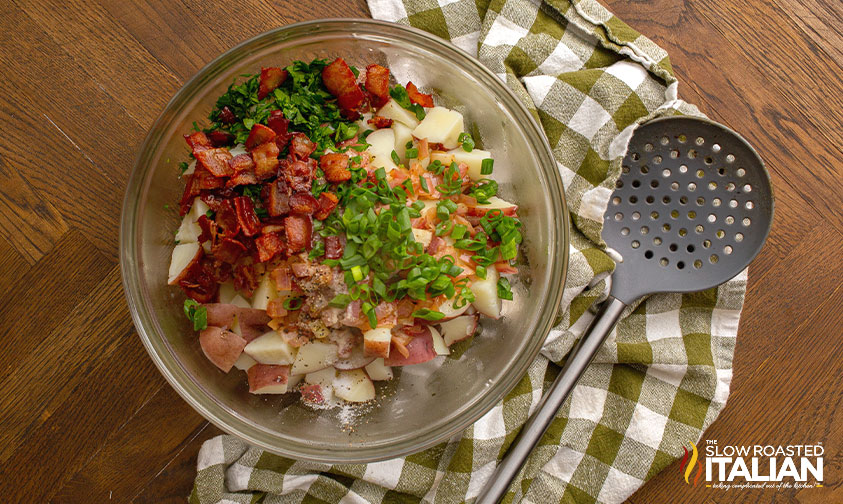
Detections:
[167, 243, 203, 286]
[300, 384, 327, 404]
[199, 326, 247, 372]
[384, 327, 437, 366]
[247, 364, 291, 393]
[364, 337, 390, 359]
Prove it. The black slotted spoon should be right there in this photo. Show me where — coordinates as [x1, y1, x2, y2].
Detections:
[477, 117, 773, 503]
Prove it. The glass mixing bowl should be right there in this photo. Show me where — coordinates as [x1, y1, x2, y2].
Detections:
[120, 19, 568, 463]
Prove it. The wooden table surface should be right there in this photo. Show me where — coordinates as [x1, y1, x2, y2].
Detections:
[1, 0, 840, 502]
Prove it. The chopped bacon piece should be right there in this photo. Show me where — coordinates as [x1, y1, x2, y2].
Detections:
[251, 141, 280, 180]
[494, 261, 518, 274]
[427, 235, 444, 255]
[195, 148, 234, 177]
[218, 106, 237, 124]
[270, 264, 293, 291]
[263, 178, 291, 217]
[207, 130, 235, 147]
[212, 236, 247, 264]
[267, 110, 292, 150]
[261, 224, 285, 234]
[322, 58, 366, 119]
[258, 67, 288, 100]
[375, 301, 397, 327]
[255, 231, 285, 262]
[406, 82, 434, 107]
[324, 235, 344, 260]
[418, 138, 429, 160]
[314, 191, 338, 220]
[193, 165, 225, 190]
[284, 157, 316, 192]
[289, 191, 319, 215]
[245, 123, 277, 150]
[289, 132, 316, 160]
[179, 174, 201, 215]
[320, 153, 351, 182]
[300, 383, 325, 404]
[266, 298, 288, 319]
[396, 299, 415, 326]
[225, 154, 258, 188]
[234, 196, 261, 237]
[233, 263, 258, 297]
[196, 214, 216, 244]
[215, 199, 240, 237]
[365, 64, 390, 108]
[179, 257, 219, 303]
[284, 214, 312, 253]
[184, 131, 213, 153]
[367, 116, 393, 129]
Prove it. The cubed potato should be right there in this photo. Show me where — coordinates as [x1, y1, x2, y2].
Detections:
[247, 364, 291, 394]
[412, 228, 433, 247]
[377, 98, 420, 128]
[363, 327, 392, 359]
[251, 275, 277, 310]
[364, 358, 393, 381]
[447, 148, 492, 180]
[367, 128, 398, 172]
[333, 369, 375, 403]
[439, 315, 479, 347]
[392, 122, 414, 161]
[199, 326, 247, 373]
[290, 341, 339, 375]
[470, 267, 501, 318]
[167, 242, 201, 285]
[429, 325, 449, 355]
[412, 107, 464, 149]
[244, 331, 299, 365]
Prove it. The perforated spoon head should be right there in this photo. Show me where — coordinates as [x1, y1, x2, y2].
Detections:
[604, 117, 773, 304]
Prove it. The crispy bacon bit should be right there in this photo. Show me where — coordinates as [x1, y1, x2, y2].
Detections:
[322, 58, 366, 119]
[212, 237, 247, 264]
[324, 235, 344, 260]
[233, 263, 258, 297]
[215, 199, 240, 237]
[289, 132, 316, 160]
[263, 178, 291, 217]
[494, 261, 518, 274]
[314, 192, 338, 220]
[267, 110, 292, 150]
[207, 130, 235, 147]
[375, 302, 397, 327]
[427, 235, 444, 255]
[218, 106, 237, 124]
[284, 158, 316, 192]
[406, 82, 434, 107]
[261, 224, 285, 234]
[365, 64, 390, 108]
[193, 165, 226, 190]
[196, 215, 216, 244]
[179, 175, 200, 215]
[258, 67, 288, 100]
[396, 299, 415, 326]
[255, 232, 285, 262]
[251, 141, 280, 180]
[226, 154, 258, 188]
[245, 123, 277, 150]
[284, 215, 312, 253]
[179, 257, 219, 303]
[367, 116, 393, 129]
[184, 131, 213, 153]
[271, 264, 293, 291]
[233, 196, 262, 237]
[320, 153, 351, 182]
[266, 298, 288, 319]
[418, 138, 430, 160]
[195, 148, 234, 177]
[289, 192, 319, 215]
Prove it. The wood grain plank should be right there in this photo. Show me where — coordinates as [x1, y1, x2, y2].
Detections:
[0, 2, 143, 179]
[15, 0, 182, 127]
[0, 230, 111, 385]
[0, 238, 27, 288]
[0, 98, 125, 260]
[53, 385, 207, 503]
[131, 423, 224, 504]
[0, 155, 68, 263]
[0, 263, 124, 462]
[0, 327, 164, 502]
[693, 0, 843, 156]
[773, 0, 843, 67]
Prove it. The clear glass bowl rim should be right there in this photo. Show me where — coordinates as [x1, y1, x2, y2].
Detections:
[120, 18, 569, 463]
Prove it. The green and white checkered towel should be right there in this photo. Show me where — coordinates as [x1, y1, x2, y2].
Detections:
[190, 1, 746, 502]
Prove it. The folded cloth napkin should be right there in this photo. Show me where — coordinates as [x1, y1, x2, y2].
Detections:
[190, 1, 746, 502]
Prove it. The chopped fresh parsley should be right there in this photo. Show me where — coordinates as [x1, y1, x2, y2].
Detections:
[389, 84, 426, 120]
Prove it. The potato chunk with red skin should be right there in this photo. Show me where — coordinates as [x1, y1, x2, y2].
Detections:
[289, 191, 319, 215]
[245, 123, 277, 150]
[200, 326, 247, 372]
[247, 364, 291, 393]
[314, 192, 338, 220]
[406, 82, 434, 107]
[365, 64, 390, 108]
[322, 58, 366, 119]
[251, 141, 280, 180]
[258, 67, 288, 100]
[233, 196, 261, 237]
[320, 152, 351, 182]
[384, 327, 437, 366]
[255, 232, 285, 262]
[195, 147, 233, 177]
[285, 214, 312, 253]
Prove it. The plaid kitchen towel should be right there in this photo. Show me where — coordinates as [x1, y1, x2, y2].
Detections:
[191, 0, 745, 502]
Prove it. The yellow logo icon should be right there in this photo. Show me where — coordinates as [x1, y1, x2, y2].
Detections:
[680, 441, 703, 487]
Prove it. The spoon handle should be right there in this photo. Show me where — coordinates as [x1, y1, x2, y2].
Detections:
[475, 296, 628, 504]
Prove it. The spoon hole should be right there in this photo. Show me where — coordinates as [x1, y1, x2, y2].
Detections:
[660, 257, 669, 266]
[712, 143, 721, 152]
[677, 261, 685, 270]
[726, 154, 735, 163]
[694, 259, 703, 269]
[710, 254, 719, 264]
[644, 249, 653, 258]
